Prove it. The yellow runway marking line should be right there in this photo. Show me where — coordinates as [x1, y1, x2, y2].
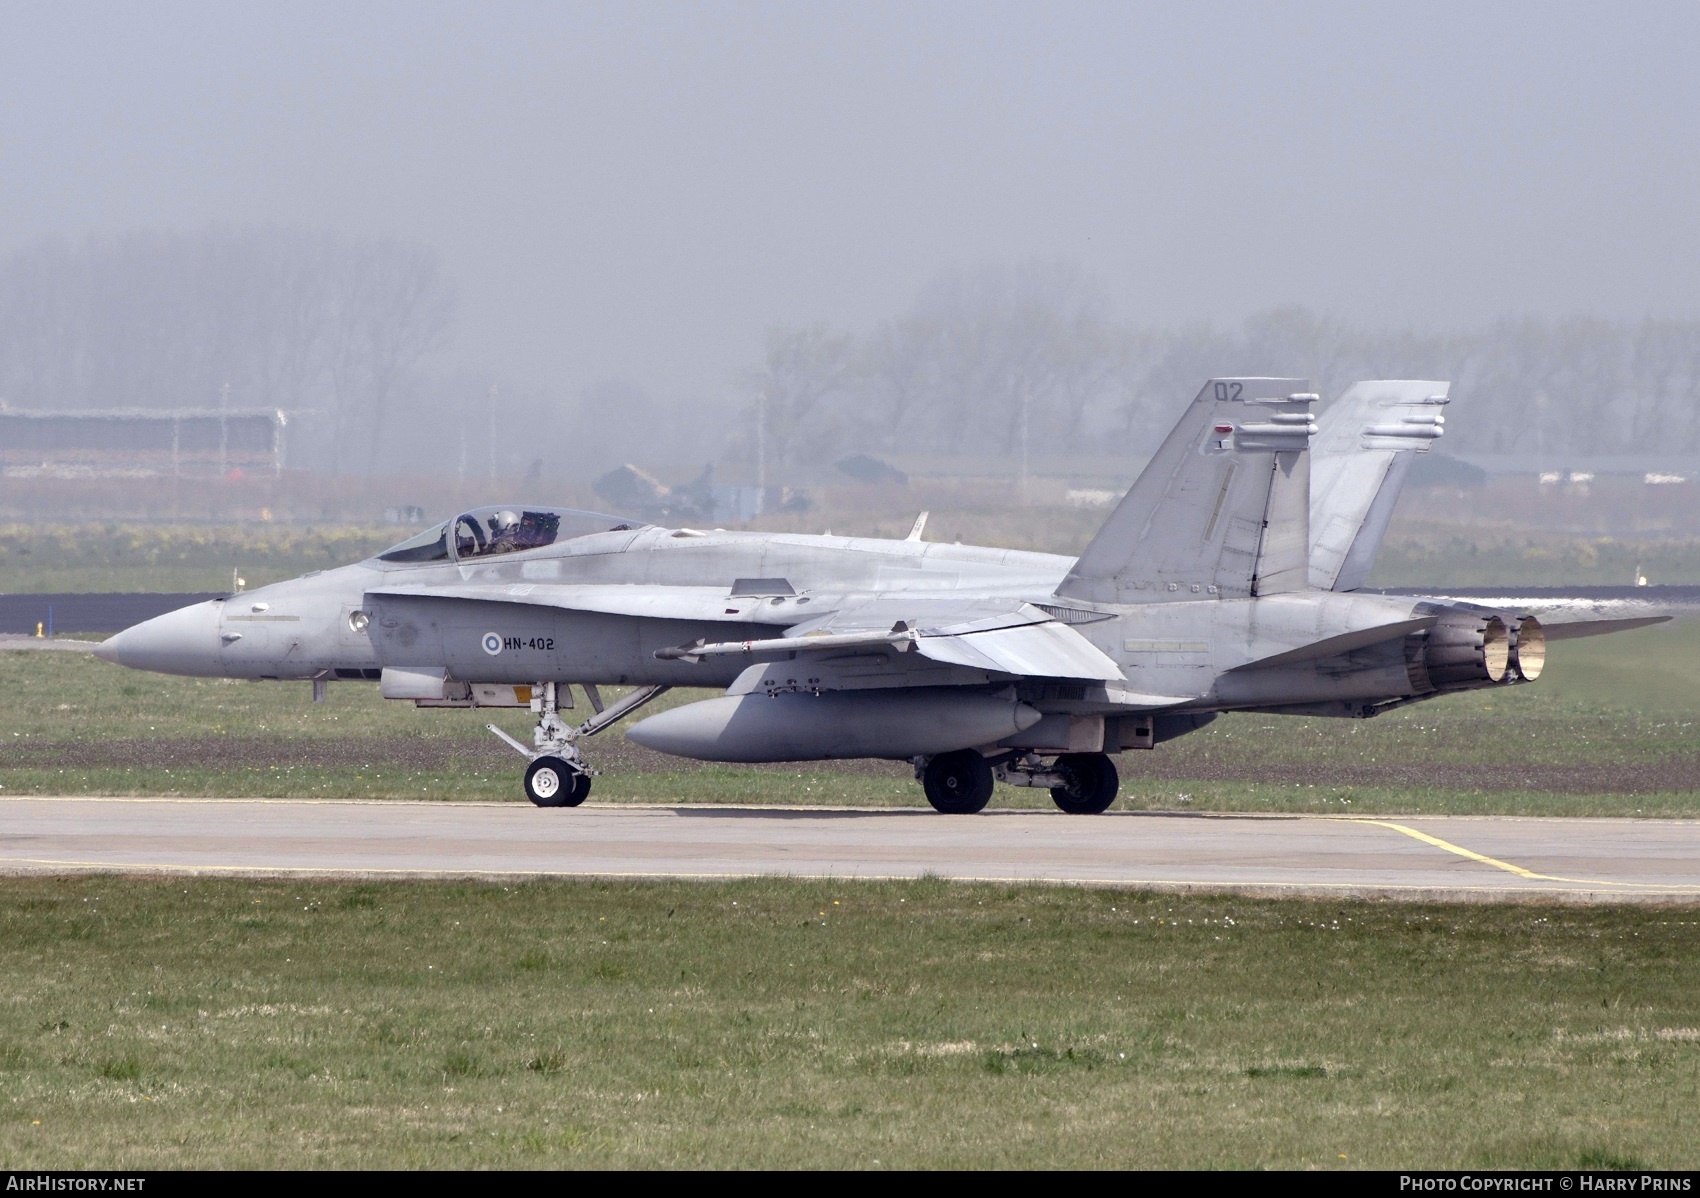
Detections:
[1335, 817, 1694, 891]
[1343, 819, 1549, 878]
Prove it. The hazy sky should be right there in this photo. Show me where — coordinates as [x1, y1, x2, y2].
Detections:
[4, 1, 1698, 398]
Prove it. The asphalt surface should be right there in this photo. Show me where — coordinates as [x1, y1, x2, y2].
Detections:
[0, 635, 97, 652]
[1, 797, 1697, 902]
[0, 592, 218, 634]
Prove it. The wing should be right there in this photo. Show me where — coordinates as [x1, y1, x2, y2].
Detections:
[1055, 378, 1316, 604]
[367, 583, 1135, 686]
[1309, 380, 1450, 591]
[660, 597, 1126, 683]
[1371, 586, 1698, 640]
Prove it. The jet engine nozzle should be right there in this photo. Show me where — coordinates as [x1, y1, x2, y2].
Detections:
[1408, 612, 1509, 692]
[1510, 616, 1546, 681]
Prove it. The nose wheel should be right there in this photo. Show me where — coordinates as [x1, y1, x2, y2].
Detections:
[524, 756, 590, 807]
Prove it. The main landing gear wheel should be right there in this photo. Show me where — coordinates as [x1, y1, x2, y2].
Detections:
[1049, 752, 1119, 815]
[922, 749, 994, 814]
[525, 756, 590, 808]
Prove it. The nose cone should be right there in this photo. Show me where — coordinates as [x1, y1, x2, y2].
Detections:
[93, 600, 225, 676]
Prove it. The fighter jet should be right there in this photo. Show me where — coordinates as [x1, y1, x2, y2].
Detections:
[94, 378, 1660, 813]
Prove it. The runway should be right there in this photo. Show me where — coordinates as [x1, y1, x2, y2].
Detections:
[2, 797, 1698, 902]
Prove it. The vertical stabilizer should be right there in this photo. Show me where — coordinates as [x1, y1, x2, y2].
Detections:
[1056, 378, 1315, 604]
[1309, 381, 1450, 591]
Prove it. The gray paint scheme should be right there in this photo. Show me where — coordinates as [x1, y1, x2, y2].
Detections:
[1058, 378, 1315, 604]
[1309, 379, 1449, 592]
[92, 377, 1660, 791]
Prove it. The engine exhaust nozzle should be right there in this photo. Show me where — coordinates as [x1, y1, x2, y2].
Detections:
[1510, 616, 1546, 681]
[1419, 613, 1510, 688]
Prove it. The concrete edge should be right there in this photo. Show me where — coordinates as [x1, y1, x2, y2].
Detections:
[1, 861, 1697, 905]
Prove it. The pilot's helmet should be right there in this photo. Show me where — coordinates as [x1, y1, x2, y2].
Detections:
[490, 509, 521, 533]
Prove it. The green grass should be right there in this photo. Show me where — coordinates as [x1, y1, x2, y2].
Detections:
[0, 523, 397, 593]
[4, 505, 1700, 593]
[0, 875, 1694, 1169]
[2, 619, 1695, 814]
[1368, 530, 1700, 587]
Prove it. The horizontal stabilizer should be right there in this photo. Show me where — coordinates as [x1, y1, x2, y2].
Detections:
[1537, 616, 1671, 640]
[1369, 587, 1696, 640]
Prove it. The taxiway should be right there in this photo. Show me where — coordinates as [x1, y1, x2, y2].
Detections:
[1, 797, 1697, 902]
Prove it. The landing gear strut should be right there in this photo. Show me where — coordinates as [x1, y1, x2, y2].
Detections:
[489, 682, 670, 808]
[986, 750, 1121, 814]
[1047, 753, 1119, 815]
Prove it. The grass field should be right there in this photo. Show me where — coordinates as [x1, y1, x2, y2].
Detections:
[0, 876, 1695, 1169]
[2, 619, 1695, 815]
[0, 524, 399, 594]
[6, 479, 1700, 594]
[2, 525, 1697, 1169]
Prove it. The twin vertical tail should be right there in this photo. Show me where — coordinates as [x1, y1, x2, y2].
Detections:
[1309, 381, 1450, 591]
[1056, 379, 1317, 604]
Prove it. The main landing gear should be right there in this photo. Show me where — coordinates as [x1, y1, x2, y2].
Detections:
[1044, 753, 1120, 815]
[489, 682, 670, 808]
[920, 749, 995, 814]
[916, 749, 1121, 815]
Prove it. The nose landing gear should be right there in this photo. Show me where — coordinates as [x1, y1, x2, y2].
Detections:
[488, 682, 669, 808]
[524, 755, 591, 807]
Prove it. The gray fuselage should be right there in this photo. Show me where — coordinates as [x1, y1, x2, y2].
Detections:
[99, 523, 1441, 716]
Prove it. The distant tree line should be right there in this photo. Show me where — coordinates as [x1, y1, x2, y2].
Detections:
[741, 263, 1700, 473]
[5, 235, 1698, 484]
[0, 228, 455, 475]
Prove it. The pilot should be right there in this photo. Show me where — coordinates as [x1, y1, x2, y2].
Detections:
[485, 509, 523, 554]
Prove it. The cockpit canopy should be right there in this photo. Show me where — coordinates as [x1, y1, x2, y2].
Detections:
[376, 506, 646, 564]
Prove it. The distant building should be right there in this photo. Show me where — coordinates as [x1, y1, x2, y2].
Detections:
[0, 407, 288, 478]
[1453, 453, 1700, 480]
